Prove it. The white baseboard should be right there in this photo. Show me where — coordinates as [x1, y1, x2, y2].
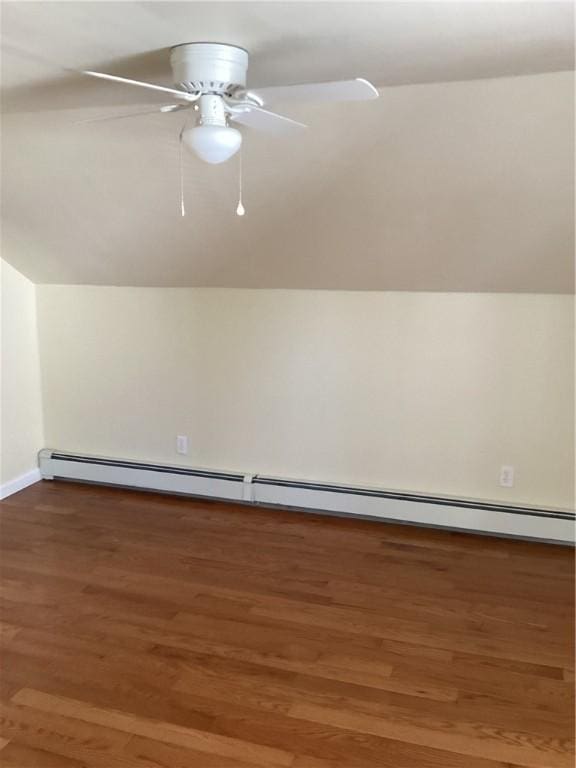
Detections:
[38, 449, 575, 544]
[254, 479, 575, 544]
[39, 449, 246, 502]
[0, 467, 42, 500]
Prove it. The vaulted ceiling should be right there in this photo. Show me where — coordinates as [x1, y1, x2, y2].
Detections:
[1, 1, 574, 291]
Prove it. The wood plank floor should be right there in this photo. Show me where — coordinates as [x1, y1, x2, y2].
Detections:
[0, 480, 574, 767]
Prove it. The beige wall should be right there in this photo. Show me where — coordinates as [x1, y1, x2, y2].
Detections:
[36, 287, 574, 510]
[0, 259, 44, 485]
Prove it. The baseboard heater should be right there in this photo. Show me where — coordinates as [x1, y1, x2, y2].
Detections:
[38, 450, 575, 544]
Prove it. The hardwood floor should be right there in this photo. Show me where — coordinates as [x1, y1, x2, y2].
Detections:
[0, 480, 574, 767]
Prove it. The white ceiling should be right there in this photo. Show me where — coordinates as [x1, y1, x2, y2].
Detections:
[1, 1, 574, 290]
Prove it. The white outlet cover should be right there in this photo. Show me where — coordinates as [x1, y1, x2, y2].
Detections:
[176, 435, 188, 455]
[499, 465, 514, 487]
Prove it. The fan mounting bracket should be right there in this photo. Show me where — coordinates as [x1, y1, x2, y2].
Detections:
[170, 42, 249, 96]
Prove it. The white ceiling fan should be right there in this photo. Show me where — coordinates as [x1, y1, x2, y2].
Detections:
[81, 42, 379, 164]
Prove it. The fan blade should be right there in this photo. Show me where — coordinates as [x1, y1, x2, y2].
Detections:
[229, 105, 306, 136]
[75, 104, 189, 125]
[245, 78, 379, 105]
[81, 71, 199, 102]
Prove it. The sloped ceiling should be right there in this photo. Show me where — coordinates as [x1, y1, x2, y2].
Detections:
[1, 1, 574, 291]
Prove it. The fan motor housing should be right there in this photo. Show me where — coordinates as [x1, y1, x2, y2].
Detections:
[170, 42, 249, 95]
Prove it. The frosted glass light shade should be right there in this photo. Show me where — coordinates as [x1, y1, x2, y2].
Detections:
[183, 124, 242, 164]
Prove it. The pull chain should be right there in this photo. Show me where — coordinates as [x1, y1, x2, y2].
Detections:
[179, 125, 186, 217]
[236, 149, 245, 216]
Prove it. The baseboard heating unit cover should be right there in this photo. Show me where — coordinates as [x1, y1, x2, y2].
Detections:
[38, 450, 575, 544]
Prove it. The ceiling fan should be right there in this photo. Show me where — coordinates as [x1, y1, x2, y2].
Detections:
[82, 42, 379, 164]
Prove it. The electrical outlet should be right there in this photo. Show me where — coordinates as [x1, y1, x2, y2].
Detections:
[176, 435, 188, 455]
[499, 465, 514, 488]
